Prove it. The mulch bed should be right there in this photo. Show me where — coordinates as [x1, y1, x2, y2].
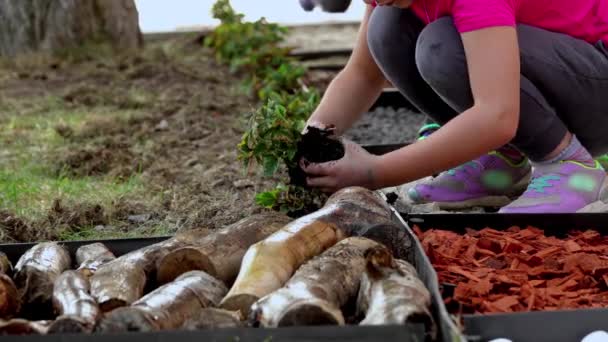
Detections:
[415, 226, 608, 314]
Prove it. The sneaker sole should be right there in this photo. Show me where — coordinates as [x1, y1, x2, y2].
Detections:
[597, 177, 608, 203]
[432, 169, 532, 210]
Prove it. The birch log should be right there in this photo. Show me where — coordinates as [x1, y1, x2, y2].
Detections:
[221, 187, 391, 316]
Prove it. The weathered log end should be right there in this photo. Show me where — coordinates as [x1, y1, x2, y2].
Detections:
[220, 294, 259, 317]
[0, 252, 13, 276]
[325, 187, 391, 217]
[76, 243, 116, 278]
[357, 247, 435, 337]
[14, 242, 71, 320]
[14, 269, 54, 319]
[95, 307, 158, 333]
[276, 300, 345, 327]
[0, 274, 20, 319]
[364, 245, 398, 279]
[90, 261, 147, 312]
[75, 243, 114, 266]
[78, 268, 94, 279]
[182, 308, 243, 330]
[47, 316, 92, 334]
[357, 223, 414, 261]
[156, 247, 214, 285]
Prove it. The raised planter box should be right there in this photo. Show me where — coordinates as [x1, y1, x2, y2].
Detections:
[0, 208, 463, 342]
[403, 213, 608, 342]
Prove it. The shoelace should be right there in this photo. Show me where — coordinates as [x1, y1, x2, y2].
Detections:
[527, 175, 561, 193]
[447, 161, 480, 176]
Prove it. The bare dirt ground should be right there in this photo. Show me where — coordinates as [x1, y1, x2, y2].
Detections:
[0, 23, 430, 243]
[0, 35, 279, 242]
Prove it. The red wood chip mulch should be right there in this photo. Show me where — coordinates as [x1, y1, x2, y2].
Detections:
[414, 226, 608, 314]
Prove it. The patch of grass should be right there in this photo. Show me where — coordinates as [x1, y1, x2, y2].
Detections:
[0, 96, 154, 232]
[0, 95, 65, 120]
[0, 165, 144, 221]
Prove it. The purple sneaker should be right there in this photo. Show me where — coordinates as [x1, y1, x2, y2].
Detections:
[499, 161, 607, 213]
[407, 152, 531, 209]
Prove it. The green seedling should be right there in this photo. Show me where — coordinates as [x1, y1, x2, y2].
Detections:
[255, 184, 326, 217]
[208, 0, 327, 214]
[238, 90, 319, 176]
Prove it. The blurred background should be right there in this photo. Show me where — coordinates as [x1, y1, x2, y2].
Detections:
[135, 0, 366, 32]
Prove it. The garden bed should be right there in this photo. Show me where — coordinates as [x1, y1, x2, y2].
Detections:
[405, 213, 608, 342]
[0, 238, 429, 341]
[0, 194, 459, 341]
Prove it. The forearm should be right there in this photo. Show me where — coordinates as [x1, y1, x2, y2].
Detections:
[306, 5, 385, 135]
[374, 104, 516, 188]
[307, 68, 385, 134]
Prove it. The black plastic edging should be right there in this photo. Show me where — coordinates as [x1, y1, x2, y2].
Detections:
[0, 236, 171, 265]
[404, 212, 608, 238]
[390, 208, 467, 342]
[463, 308, 608, 342]
[0, 325, 426, 342]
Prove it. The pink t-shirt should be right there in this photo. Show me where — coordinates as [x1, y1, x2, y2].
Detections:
[399, 0, 608, 46]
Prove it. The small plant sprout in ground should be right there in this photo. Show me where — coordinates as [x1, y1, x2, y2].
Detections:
[238, 90, 327, 215]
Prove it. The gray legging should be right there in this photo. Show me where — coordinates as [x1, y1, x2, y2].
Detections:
[367, 7, 608, 160]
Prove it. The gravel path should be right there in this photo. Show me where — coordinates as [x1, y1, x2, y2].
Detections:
[345, 107, 428, 145]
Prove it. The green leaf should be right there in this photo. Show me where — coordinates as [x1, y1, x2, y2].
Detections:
[255, 191, 278, 208]
[295, 119, 306, 133]
[262, 156, 279, 177]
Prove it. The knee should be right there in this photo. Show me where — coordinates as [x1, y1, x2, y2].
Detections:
[367, 7, 404, 65]
[415, 17, 465, 87]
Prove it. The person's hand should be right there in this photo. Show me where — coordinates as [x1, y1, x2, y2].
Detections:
[300, 139, 381, 193]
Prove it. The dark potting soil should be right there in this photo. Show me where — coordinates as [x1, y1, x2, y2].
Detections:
[289, 126, 345, 187]
[346, 107, 428, 145]
[288, 108, 427, 187]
